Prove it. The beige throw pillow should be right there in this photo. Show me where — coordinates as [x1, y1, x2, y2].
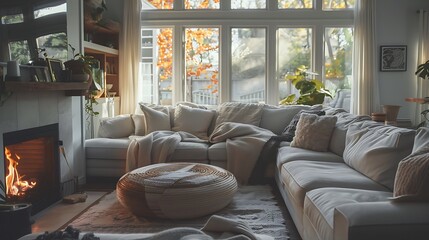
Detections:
[290, 113, 337, 152]
[97, 114, 134, 138]
[172, 104, 215, 139]
[392, 148, 429, 202]
[139, 104, 171, 134]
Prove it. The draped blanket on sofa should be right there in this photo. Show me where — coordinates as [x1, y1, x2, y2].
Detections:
[126, 122, 275, 184]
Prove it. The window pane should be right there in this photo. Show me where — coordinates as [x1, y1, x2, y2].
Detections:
[185, 0, 220, 9]
[324, 27, 353, 111]
[323, 0, 355, 10]
[278, 0, 313, 9]
[185, 28, 219, 105]
[231, 28, 266, 103]
[1, 14, 24, 24]
[277, 28, 312, 101]
[140, 28, 173, 105]
[232, 0, 266, 9]
[34, 3, 67, 19]
[36, 33, 68, 62]
[142, 0, 174, 10]
[8, 41, 31, 64]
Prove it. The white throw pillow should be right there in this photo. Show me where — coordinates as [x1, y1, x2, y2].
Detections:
[131, 114, 146, 136]
[139, 104, 171, 134]
[97, 114, 134, 138]
[412, 127, 429, 153]
[290, 113, 337, 152]
[172, 104, 215, 139]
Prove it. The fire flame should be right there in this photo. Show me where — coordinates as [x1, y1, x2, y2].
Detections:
[4, 147, 37, 197]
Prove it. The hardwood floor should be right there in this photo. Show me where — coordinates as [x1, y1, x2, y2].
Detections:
[30, 179, 118, 235]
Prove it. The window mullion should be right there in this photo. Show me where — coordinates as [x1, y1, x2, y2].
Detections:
[314, 24, 324, 85]
[173, 25, 183, 105]
[266, 25, 277, 105]
[220, 25, 230, 103]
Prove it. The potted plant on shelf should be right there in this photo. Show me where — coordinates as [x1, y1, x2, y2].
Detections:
[280, 65, 333, 106]
[0, 180, 32, 240]
[64, 44, 98, 82]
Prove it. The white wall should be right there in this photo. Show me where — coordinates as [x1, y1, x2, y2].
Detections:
[376, 0, 429, 122]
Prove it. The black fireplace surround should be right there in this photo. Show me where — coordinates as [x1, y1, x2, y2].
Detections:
[3, 123, 61, 214]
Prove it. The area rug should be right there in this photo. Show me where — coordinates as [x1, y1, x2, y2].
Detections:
[66, 185, 301, 240]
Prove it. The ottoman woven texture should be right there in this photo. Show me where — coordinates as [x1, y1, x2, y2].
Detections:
[116, 162, 238, 219]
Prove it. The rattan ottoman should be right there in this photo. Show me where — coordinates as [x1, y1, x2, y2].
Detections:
[116, 162, 238, 219]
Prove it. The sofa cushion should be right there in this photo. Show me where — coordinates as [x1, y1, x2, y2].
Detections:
[172, 104, 215, 140]
[290, 113, 337, 152]
[303, 188, 392, 240]
[326, 111, 372, 156]
[85, 138, 130, 160]
[281, 109, 325, 142]
[140, 104, 171, 134]
[413, 127, 429, 153]
[280, 160, 389, 213]
[259, 105, 312, 135]
[131, 114, 146, 136]
[344, 121, 415, 190]
[215, 102, 264, 127]
[170, 142, 209, 162]
[97, 114, 134, 138]
[392, 148, 429, 202]
[276, 146, 344, 168]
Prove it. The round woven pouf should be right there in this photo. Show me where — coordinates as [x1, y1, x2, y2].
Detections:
[116, 163, 238, 219]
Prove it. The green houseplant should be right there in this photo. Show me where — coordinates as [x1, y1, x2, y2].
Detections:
[415, 59, 429, 79]
[280, 65, 332, 106]
[64, 44, 98, 80]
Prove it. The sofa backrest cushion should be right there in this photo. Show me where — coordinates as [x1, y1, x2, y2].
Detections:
[215, 102, 265, 127]
[98, 114, 134, 138]
[139, 103, 171, 134]
[260, 105, 312, 135]
[131, 114, 146, 136]
[290, 113, 337, 152]
[412, 127, 429, 153]
[172, 104, 216, 139]
[325, 109, 372, 156]
[344, 121, 415, 190]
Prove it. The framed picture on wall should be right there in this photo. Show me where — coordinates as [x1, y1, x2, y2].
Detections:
[47, 58, 63, 82]
[380, 45, 407, 72]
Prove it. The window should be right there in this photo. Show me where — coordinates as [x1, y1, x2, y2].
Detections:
[36, 33, 68, 62]
[1, 14, 24, 24]
[231, 0, 266, 9]
[34, 3, 67, 19]
[8, 41, 31, 64]
[231, 28, 266, 103]
[141, 0, 354, 107]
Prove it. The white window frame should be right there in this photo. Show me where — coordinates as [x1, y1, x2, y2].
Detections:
[141, 0, 354, 105]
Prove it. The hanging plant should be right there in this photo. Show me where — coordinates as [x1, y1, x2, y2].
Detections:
[415, 59, 429, 79]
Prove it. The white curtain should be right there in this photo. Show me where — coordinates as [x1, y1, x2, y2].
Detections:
[412, 10, 429, 126]
[351, 0, 379, 115]
[119, 0, 142, 114]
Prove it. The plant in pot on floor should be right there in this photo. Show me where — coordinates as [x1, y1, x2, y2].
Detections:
[0, 180, 32, 239]
[415, 59, 429, 127]
[280, 65, 332, 106]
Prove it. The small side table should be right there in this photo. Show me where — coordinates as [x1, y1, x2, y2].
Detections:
[405, 98, 429, 127]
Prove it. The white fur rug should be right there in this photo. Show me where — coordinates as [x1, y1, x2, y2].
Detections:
[66, 185, 300, 240]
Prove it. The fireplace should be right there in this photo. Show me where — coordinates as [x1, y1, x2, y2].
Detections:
[3, 123, 61, 214]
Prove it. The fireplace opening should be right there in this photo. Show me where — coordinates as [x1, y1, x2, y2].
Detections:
[3, 124, 61, 214]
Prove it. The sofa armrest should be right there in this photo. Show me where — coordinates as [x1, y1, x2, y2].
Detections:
[334, 201, 429, 240]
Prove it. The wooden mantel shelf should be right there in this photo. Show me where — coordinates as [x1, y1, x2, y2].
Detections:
[4, 81, 91, 96]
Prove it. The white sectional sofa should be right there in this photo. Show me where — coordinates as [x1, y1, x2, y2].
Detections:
[83, 102, 429, 240]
